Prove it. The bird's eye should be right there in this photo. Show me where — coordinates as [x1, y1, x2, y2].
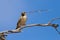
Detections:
[21, 13, 25, 16]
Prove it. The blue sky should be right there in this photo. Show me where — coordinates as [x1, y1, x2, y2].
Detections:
[0, 0, 60, 40]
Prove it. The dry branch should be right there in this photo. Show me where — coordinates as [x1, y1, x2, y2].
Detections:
[0, 17, 60, 40]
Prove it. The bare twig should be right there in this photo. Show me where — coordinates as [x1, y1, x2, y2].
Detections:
[0, 17, 60, 40]
[24, 9, 48, 13]
[0, 33, 6, 40]
[0, 23, 59, 34]
[48, 17, 60, 24]
[48, 17, 60, 34]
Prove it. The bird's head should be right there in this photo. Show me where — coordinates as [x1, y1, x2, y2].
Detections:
[21, 12, 26, 16]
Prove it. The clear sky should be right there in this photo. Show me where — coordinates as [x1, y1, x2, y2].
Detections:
[0, 0, 60, 40]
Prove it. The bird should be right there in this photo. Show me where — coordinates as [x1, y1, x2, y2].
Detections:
[16, 12, 27, 29]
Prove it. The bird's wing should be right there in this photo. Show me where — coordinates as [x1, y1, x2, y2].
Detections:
[16, 19, 21, 29]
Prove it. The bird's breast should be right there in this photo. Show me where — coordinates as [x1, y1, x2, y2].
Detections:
[20, 16, 27, 25]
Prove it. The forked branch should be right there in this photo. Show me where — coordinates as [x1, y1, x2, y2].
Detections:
[0, 17, 60, 40]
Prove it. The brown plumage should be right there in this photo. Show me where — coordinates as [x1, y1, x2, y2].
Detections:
[16, 12, 27, 29]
